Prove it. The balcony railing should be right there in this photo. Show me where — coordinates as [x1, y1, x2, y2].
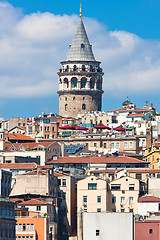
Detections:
[58, 66, 103, 74]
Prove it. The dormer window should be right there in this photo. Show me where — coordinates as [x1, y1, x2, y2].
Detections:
[81, 43, 85, 48]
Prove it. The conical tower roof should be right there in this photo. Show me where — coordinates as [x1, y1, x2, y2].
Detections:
[67, 18, 95, 61]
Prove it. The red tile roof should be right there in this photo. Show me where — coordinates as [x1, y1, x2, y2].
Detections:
[92, 169, 160, 173]
[0, 163, 39, 169]
[54, 172, 66, 177]
[48, 156, 147, 164]
[8, 133, 35, 141]
[138, 196, 160, 202]
[108, 107, 154, 113]
[19, 199, 51, 205]
[5, 141, 55, 151]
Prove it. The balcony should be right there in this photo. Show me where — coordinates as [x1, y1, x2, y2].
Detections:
[58, 66, 103, 76]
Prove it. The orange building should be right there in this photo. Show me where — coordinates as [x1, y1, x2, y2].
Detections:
[16, 213, 49, 240]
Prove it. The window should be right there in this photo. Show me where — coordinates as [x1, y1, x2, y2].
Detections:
[83, 196, 87, 203]
[27, 224, 30, 231]
[109, 173, 114, 181]
[90, 80, 94, 89]
[124, 142, 128, 149]
[130, 209, 133, 212]
[94, 143, 97, 147]
[18, 237, 21, 240]
[19, 224, 22, 231]
[97, 208, 101, 212]
[149, 229, 153, 234]
[112, 209, 116, 212]
[22, 237, 25, 240]
[73, 65, 77, 71]
[136, 173, 142, 180]
[111, 184, 121, 190]
[121, 209, 125, 212]
[111, 142, 114, 149]
[129, 142, 133, 149]
[82, 104, 86, 110]
[129, 184, 135, 191]
[81, 44, 85, 48]
[31, 224, 34, 231]
[83, 97, 85, 100]
[63, 192, 66, 199]
[121, 197, 125, 204]
[82, 65, 85, 71]
[97, 196, 101, 203]
[88, 183, 97, 190]
[62, 179, 66, 186]
[73, 97, 75, 100]
[37, 206, 41, 211]
[104, 143, 106, 148]
[129, 197, 133, 204]
[81, 80, 86, 88]
[116, 142, 120, 149]
[52, 127, 55, 132]
[96, 230, 100, 236]
[84, 208, 87, 212]
[23, 224, 26, 231]
[65, 104, 68, 111]
[112, 196, 116, 204]
[73, 79, 77, 87]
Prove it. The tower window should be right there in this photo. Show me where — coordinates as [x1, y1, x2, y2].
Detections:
[82, 104, 86, 110]
[83, 97, 85, 100]
[74, 80, 77, 87]
[82, 65, 85, 71]
[73, 97, 75, 100]
[65, 97, 67, 101]
[65, 104, 68, 111]
[90, 79, 95, 89]
[81, 79, 86, 88]
[81, 43, 85, 48]
[73, 65, 77, 71]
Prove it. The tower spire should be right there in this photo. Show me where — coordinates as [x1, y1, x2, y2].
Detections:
[79, 1, 82, 18]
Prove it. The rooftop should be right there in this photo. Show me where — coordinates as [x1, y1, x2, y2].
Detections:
[66, 18, 95, 62]
[138, 195, 160, 202]
[48, 156, 147, 164]
[19, 199, 52, 206]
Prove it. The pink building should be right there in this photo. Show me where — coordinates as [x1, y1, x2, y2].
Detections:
[135, 220, 160, 240]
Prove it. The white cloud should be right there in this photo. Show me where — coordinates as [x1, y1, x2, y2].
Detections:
[0, 2, 160, 99]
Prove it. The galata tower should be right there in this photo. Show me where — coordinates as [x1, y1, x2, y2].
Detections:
[57, 4, 104, 118]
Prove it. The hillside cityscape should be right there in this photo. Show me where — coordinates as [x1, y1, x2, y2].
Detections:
[1, 3, 160, 240]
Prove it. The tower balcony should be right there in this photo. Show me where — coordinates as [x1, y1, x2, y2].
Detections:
[57, 66, 103, 76]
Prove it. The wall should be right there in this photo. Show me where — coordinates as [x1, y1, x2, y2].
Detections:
[83, 212, 134, 240]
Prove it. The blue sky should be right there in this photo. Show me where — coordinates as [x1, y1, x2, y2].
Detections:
[1, 0, 160, 118]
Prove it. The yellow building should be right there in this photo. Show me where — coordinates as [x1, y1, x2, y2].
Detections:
[145, 142, 160, 169]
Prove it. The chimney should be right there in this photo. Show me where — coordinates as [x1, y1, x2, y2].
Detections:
[61, 142, 64, 157]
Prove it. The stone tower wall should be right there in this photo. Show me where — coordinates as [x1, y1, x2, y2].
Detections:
[59, 92, 102, 118]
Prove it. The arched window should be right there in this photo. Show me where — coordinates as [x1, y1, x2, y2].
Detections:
[65, 97, 67, 101]
[82, 65, 85, 71]
[65, 104, 68, 111]
[90, 79, 95, 89]
[64, 78, 69, 88]
[81, 78, 87, 88]
[73, 97, 75, 100]
[73, 65, 77, 71]
[82, 104, 86, 110]
[83, 97, 85, 100]
[71, 77, 77, 88]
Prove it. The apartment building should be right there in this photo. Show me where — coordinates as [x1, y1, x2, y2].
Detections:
[54, 172, 76, 235]
[145, 142, 160, 169]
[77, 176, 108, 240]
[0, 167, 12, 197]
[10, 168, 55, 197]
[0, 198, 16, 240]
[108, 176, 140, 214]
[0, 141, 62, 165]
